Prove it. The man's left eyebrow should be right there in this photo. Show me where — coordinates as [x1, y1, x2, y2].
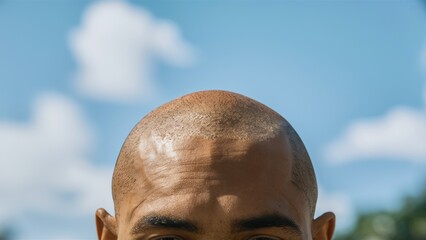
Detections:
[131, 215, 199, 234]
[232, 213, 302, 234]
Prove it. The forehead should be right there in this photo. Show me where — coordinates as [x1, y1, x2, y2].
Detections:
[138, 135, 292, 192]
[117, 135, 311, 235]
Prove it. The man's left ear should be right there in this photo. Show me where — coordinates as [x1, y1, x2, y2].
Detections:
[95, 208, 117, 240]
[312, 212, 336, 240]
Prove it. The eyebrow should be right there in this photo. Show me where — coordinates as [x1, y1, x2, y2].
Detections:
[233, 213, 301, 234]
[131, 215, 199, 234]
[130, 213, 301, 236]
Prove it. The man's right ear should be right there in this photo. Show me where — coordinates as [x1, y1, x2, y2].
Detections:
[95, 208, 117, 240]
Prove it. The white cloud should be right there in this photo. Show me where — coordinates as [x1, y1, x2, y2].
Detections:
[316, 187, 355, 232]
[325, 107, 426, 164]
[0, 93, 113, 224]
[69, 1, 195, 102]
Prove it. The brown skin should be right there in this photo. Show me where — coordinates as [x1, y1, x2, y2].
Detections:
[96, 91, 335, 240]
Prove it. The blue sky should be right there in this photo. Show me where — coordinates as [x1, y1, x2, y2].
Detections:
[1, 0, 426, 239]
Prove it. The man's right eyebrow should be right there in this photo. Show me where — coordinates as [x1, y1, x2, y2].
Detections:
[232, 213, 302, 234]
[131, 215, 199, 234]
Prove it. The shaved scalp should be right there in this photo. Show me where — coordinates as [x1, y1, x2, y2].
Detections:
[112, 90, 318, 217]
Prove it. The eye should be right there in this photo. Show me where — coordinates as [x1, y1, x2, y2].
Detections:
[248, 236, 281, 240]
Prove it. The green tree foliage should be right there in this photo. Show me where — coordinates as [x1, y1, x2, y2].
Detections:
[335, 189, 426, 240]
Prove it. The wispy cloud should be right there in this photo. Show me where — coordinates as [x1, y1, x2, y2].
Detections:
[0, 94, 113, 224]
[69, 1, 195, 102]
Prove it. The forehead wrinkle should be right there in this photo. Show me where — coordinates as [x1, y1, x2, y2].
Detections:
[137, 136, 294, 198]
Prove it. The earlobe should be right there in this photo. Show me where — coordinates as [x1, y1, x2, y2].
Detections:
[312, 212, 336, 240]
[95, 208, 117, 240]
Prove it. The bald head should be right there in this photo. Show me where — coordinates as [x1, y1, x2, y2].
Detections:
[95, 90, 337, 240]
[112, 90, 317, 217]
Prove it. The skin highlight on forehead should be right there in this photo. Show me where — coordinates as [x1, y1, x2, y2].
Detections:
[112, 90, 318, 221]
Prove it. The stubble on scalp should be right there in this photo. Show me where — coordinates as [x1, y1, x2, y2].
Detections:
[112, 90, 318, 218]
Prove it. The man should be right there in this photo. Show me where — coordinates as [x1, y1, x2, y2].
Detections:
[96, 90, 335, 240]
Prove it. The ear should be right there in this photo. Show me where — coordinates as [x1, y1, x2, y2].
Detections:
[312, 212, 336, 240]
[95, 208, 117, 240]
